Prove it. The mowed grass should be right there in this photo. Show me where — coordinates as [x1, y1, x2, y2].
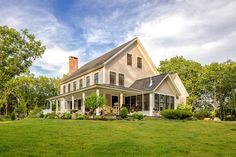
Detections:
[0, 119, 236, 157]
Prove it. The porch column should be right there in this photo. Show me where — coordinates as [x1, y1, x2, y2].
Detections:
[82, 92, 85, 114]
[61, 98, 65, 113]
[149, 93, 154, 116]
[72, 95, 75, 110]
[56, 100, 58, 113]
[49, 100, 52, 113]
[96, 89, 100, 115]
[119, 93, 123, 108]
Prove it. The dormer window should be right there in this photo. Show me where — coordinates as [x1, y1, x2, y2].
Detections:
[137, 57, 142, 69]
[127, 54, 132, 66]
[86, 76, 90, 86]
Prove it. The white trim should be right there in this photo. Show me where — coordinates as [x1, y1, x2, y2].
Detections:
[153, 74, 181, 96]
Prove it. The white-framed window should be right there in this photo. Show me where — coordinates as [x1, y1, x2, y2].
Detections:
[94, 72, 99, 84]
[86, 76, 90, 86]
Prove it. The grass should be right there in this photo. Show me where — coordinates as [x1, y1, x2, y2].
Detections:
[0, 119, 236, 157]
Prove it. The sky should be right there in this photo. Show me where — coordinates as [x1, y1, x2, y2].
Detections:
[0, 0, 236, 77]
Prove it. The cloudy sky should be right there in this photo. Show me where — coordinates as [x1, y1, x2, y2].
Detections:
[0, 0, 236, 77]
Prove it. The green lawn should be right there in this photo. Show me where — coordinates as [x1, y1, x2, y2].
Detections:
[0, 119, 236, 157]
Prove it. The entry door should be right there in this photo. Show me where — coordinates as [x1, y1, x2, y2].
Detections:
[112, 96, 119, 107]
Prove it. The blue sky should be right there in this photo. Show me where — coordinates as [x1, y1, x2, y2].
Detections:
[0, 0, 236, 77]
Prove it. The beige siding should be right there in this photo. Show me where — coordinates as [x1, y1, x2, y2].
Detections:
[60, 68, 104, 94]
[105, 43, 158, 87]
[155, 78, 176, 96]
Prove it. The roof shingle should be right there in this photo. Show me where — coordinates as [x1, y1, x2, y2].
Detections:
[129, 74, 168, 91]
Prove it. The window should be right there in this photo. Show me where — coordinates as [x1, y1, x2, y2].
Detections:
[119, 73, 124, 86]
[79, 79, 83, 88]
[155, 94, 174, 111]
[144, 94, 149, 111]
[73, 81, 76, 91]
[94, 73, 99, 84]
[63, 85, 66, 94]
[154, 94, 160, 111]
[68, 83, 71, 92]
[110, 72, 116, 85]
[86, 76, 90, 86]
[137, 57, 142, 69]
[170, 96, 174, 109]
[136, 95, 142, 111]
[131, 96, 136, 112]
[127, 54, 132, 65]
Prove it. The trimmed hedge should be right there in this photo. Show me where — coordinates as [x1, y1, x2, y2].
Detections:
[160, 109, 192, 119]
[132, 113, 144, 120]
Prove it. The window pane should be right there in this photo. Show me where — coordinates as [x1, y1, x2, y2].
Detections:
[137, 95, 142, 111]
[68, 84, 71, 92]
[63, 85, 66, 94]
[94, 73, 99, 84]
[144, 94, 149, 111]
[154, 94, 159, 111]
[127, 54, 132, 65]
[110, 72, 116, 85]
[131, 96, 136, 112]
[86, 76, 90, 86]
[119, 73, 124, 86]
[137, 57, 142, 68]
[79, 79, 83, 88]
[73, 81, 76, 91]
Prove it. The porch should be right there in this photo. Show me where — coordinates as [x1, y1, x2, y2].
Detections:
[48, 84, 176, 116]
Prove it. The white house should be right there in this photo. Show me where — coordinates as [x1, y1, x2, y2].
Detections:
[48, 37, 189, 116]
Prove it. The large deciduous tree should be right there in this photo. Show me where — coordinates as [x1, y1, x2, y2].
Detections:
[0, 26, 46, 90]
[158, 56, 202, 106]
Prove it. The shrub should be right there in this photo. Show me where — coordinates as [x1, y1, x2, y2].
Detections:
[29, 105, 42, 118]
[77, 114, 89, 120]
[45, 112, 58, 119]
[160, 109, 192, 119]
[120, 107, 128, 119]
[132, 113, 144, 120]
[62, 112, 72, 119]
[177, 103, 192, 112]
[194, 109, 211, 120]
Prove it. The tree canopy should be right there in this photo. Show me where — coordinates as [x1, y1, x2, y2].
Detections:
[0, 26, 46, 90]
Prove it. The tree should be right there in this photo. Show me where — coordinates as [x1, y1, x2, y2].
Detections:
[201, 61, 236, 120]
[84, 92, 106, 116]
[0, 75, 60, 115]
[0, 26, 46, 91]
[158, 56, 202, 106]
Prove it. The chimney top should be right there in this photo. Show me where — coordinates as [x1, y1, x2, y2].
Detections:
[69, 56, 78, 75]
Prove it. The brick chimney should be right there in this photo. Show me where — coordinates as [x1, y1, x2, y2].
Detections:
[69, 56, 78, 75]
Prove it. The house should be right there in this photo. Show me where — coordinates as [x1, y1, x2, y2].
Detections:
[48, 37, 189, 116]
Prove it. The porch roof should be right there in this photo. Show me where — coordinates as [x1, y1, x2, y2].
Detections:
[48, 84, 142, 101]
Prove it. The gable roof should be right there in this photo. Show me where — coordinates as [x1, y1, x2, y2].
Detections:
[62, 38, 137, 83]
[130, 74, 168, 91]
